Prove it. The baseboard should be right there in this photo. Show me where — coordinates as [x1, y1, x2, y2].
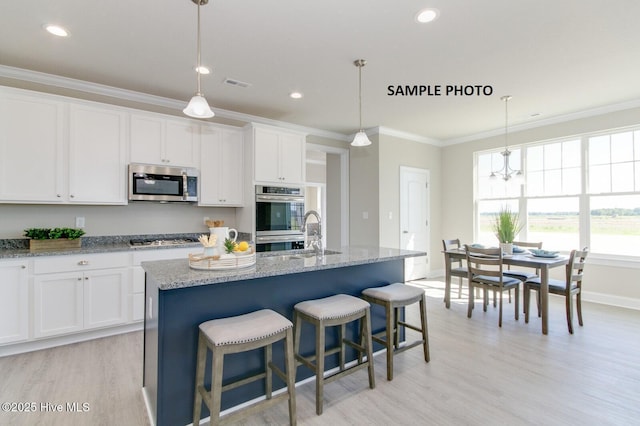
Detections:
[582, 291, 640, 311]
[0, 322, 143, 357]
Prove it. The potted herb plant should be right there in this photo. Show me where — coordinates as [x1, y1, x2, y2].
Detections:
[24, 227, 86, 252]
[492, 207, 523, 254]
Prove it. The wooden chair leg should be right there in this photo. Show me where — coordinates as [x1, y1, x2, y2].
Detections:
[498, 292, 503, 327]
[363, 309, 376, 389]
[419, 296, 430, 362]
[193, 333, 207, 425]
[315, 321, 325, 415]
[457, 277, 463, 298]
[524, 285, 530, 323]
[576, 292, 584, 327]
[265, 343, 273, 399]
[284, 328, 297, 426]
[566, 294, 574, 334]
[386, 304, 394, 381]
[467, 283, 475, 318]
[210, 349, 224, 423]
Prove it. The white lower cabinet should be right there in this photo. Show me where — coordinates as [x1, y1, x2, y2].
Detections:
[0, 260, 29, 344]
[32, 253, 129, 338]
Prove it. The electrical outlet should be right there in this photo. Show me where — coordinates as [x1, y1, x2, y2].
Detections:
[362, 211, 369, 220]
[203, 216, 210, 225]
[75, 216, 85, 228]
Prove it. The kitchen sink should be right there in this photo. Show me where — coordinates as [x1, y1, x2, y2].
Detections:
[260, 250, 342, 262]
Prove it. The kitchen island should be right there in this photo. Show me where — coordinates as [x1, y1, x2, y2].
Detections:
[142, 246, 425, 426]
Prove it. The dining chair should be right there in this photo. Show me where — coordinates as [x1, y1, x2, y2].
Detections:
[465, 245, 521, 327]
[503, 241, 543, 306]
[524, 248, 588, 334]
[442, 239, 468, 299]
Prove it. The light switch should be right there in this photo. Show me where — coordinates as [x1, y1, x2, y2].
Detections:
[362, 211, 369, 219]
[75, 216, 85, 228]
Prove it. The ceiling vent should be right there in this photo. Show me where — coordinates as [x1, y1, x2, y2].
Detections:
[223, 78, 252, 88]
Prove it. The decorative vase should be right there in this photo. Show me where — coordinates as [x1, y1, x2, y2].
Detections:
[203, 247, 218, 257]
[500, 242, 513, 255]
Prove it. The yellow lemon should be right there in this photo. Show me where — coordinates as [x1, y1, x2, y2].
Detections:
[237, 241, 249, 252]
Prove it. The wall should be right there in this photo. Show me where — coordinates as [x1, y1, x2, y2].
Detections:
[349, 134, 380, 246]
[326, 153, 342, 250]
[441, 106, 640, 308]
[378, 135, 442, 269]
[0, 203, 237, 239]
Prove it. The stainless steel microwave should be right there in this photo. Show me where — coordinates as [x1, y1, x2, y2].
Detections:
[128, 163, 198, 202]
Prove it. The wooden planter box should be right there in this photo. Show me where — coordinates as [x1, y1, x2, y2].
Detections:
[29, 238, 82, 252]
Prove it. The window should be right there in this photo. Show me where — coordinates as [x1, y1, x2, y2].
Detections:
[475, 126, 640, 258]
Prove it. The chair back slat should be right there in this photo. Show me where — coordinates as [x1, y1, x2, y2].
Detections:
[464, 245, 503, 278]
[512, 241, 543, 249]
[443, 239, 464, 268]
[565, 248, 589, 294]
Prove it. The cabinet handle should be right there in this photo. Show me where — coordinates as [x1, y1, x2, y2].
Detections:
[77, 277, 82, 281]
[70, 194, 75, 198]
[78, 260, 89, 266]
[21, 265, 26, 269]
[57, 194, 62, 198]
[85, 277, 89, 280]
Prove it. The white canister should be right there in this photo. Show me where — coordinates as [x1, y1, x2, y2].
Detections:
[209, 227, 238, 250]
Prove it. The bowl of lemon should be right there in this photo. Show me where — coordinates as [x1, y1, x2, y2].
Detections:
[232, 240, 252, 256]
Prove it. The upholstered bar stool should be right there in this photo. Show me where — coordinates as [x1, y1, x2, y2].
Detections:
[361, 283, 430, 380]
[293, 294, 375, 415]
[193, 309, 297, 426]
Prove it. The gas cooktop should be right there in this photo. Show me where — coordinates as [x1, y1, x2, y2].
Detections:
[129, 237, 199, 247]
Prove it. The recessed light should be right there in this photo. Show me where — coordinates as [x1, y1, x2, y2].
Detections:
[195, 66, 210, 75]
[415, 8, 439, 24]
[44, 24, 70, 37]
[289, 92, 303, 99]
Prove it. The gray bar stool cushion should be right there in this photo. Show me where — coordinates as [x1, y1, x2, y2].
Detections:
[362, 282, 424, 304]
[200, 309, 293, 347]
[294, 294, 370, 319]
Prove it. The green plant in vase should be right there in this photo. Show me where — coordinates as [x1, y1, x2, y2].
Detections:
[492, 206, 523, 254]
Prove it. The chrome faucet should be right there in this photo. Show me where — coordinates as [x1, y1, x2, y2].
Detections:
[301, 210, 323, 256]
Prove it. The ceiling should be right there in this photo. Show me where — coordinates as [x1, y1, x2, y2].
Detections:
[1, 0, 639, 144]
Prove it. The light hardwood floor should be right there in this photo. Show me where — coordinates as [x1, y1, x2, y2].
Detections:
[1, 278, 639, 426]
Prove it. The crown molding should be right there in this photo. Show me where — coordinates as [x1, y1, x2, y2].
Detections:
[0, 64, 349, 142]
[445, 97, 640, 146]
[372, 126, 443, 146]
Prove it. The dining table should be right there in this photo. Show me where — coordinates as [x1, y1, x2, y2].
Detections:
[443, 248, 569, 335]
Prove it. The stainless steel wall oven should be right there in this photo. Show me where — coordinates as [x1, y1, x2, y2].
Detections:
[255, 185, 305, 252]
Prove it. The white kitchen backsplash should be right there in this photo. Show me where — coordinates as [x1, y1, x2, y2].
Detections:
[0, 203, 238, 239]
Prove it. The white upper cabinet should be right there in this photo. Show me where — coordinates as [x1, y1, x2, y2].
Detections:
[199, 126, 244, 206]
[249, 124, 306, 185]
[130, 113, 199, 167]
[68, 103, 127, 204]
[0, 87, 128, 205]
[0, 88, 65, 202]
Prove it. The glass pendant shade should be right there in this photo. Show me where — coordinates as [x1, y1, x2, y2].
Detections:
[351, 130, 372, 147]
[183, 94, 214, 118]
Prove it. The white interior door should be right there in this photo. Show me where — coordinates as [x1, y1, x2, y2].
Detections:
[400, 167, 430, 280]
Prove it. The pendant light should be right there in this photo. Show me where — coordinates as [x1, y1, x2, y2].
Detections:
[351, 59, 371, 147]
[183, 0, 214, 119]
[490, 95, 522, 181]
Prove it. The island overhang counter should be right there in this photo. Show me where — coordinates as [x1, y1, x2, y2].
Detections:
[142, 246, 425, 426]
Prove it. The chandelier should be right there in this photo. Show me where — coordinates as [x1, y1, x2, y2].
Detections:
[490, 95, 521, 182]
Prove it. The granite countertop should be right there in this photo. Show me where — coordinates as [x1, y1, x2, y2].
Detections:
[142, 246, 426, 291]
[0, 233, 249, 259]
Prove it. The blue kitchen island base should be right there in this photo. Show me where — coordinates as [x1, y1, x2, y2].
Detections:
[142, 247, 422, 426]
